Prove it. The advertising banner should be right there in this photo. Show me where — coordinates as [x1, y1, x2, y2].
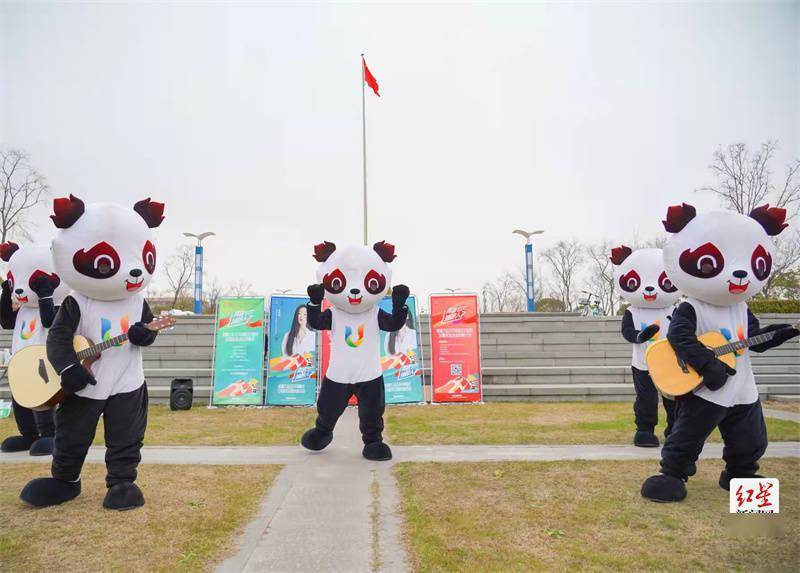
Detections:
[429, 293, 483, 403]
[379, 295, 424, 404]
[211, 297, 266, 406]
[265, 295, 318, 405]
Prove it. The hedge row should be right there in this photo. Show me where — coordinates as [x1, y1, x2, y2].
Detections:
[747, 299, 800, 314]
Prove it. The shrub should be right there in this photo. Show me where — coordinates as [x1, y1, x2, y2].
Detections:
[747, 299, 800, 314]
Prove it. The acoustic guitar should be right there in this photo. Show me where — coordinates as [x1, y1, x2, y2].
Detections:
[645, 324, 795, 397]
[8, 315, 176, 411]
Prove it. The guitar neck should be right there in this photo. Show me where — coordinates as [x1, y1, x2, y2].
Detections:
[713, 331, 775, 357]
[76, 332, 130, 360]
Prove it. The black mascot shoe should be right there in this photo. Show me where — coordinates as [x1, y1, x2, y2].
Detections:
[20, 477, 81, 507]
[301, 428, 333, 451]
[362, 441, 392, 461]
[634, 431, 660, 448]
[103, 482, 145, 511]
[719, 470, 764, 491]
[1, 435, 36, 452]
[641, 474, 687, 502]
[28, 437, 54, 457]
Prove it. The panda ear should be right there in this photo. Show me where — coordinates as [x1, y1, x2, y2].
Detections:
[134, 198, 165, 228]
[51, 194, 85, 228]
[609, 245, 632, 266]
[0, 242, 20, 262]
[373, 240, 396, 262]
[313, 241, 336, 262]
[749, 204, 788, 236]
[662, 203, 696, 233]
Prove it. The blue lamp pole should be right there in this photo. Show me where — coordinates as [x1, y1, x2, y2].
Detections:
[183, 231, 215, 314]
[512, 229, 544, 312]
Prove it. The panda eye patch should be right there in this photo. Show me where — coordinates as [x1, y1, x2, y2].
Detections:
[751, 244, 772, 281]
[73, 241, 121, 279]
[364, 270, 386, 295]
[679, 242, 724, 279]
[619, 269, 641, 293]
[323, 268, 346, 294]
[142, 240, 157, 274]
[658, 271, 677, 293]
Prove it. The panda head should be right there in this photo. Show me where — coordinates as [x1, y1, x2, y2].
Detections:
[50, 195, 165, 301]
[661, 203, 787, 306]
[313, 240, 395, 314]
[610, 246, 681, 309]
[0, 243, 70, 308]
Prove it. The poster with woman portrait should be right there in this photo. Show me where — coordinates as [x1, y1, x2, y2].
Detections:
[265, 294, 318, 405]
[378, 295, 424, 404]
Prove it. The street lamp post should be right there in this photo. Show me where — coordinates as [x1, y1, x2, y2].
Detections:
[512, 229, 544, 312]
[183, 231, 215, 314]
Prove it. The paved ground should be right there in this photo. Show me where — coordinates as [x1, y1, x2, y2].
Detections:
[2, 408, 798, 573]
[763, 408, 800, 423]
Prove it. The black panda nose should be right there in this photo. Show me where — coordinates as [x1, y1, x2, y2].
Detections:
[129, 269, 142, 278]
[644, 286, 655, 292]
[14, 288, 23, 295]
[350, 288, 360, 295]
[732, 270, 748, 279]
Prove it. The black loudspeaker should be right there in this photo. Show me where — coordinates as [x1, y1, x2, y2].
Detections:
[170, 378, 193, 411]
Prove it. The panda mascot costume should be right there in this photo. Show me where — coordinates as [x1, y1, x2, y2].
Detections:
[300, 240, 409, 461]
[0, 242, 69, 455]
[610, 246, 680, 447]
[20, 194, 164, 510]
[641, 203, 799, 502]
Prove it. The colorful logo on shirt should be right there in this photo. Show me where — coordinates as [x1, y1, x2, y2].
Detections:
[19, 318, 38, 340]
[640, 320, 661, 342]
[345, 324, 365, 348]
[719, 325, 746, 356]
[101, 315, 130, 347]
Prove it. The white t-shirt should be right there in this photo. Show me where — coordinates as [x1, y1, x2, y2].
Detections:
[282, 328, 316, 356]
[326, 306, 382, 384]
[72, 292, 147, 400]
[11, 305, 48, 355]
[628, 306, 674, 371]
[688, 298, 758, 407]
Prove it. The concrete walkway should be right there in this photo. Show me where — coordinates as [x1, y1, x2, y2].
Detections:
[763, 408, 800, 423]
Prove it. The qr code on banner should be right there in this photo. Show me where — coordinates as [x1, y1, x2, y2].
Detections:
[730, 478, 779, 513]
[450, 363, 463, 377]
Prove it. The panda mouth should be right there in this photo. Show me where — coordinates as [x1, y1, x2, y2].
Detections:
[347, 295, 362, 305]
[15, 295, 28, 304]
[728, 280, 749, 294]
[643, 292, 657, 301]
[125, 278, 144, 292]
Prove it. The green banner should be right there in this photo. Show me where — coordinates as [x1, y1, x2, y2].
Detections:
[211, 297, 266, 406]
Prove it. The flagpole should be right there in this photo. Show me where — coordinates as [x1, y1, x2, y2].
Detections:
[361, 53, 368, 246]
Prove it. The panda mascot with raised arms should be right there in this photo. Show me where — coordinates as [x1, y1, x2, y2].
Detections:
[610, 246, 680, 447]
[0, 242, 70, 455]
[641, 203, 799, 502]
[301, 240, 409, 461]
[20, 194, 164, 510]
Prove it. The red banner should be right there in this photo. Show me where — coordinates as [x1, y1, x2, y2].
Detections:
[429, 294, 483, 403]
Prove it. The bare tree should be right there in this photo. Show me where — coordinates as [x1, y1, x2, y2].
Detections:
[585, 241, 617, 315]
[0, 149, 50, 242]
[698, 141, 800, 296]
[228, 279, 255, 297]
[164, 245, 194, 308]
[480, 271, 526, 312]
[203, 277, 226, 313]
[541, 240, 584, 311]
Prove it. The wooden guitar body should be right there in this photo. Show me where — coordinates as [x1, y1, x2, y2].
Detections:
[645, 331, 736, 397]
[8, 336, 95, 411]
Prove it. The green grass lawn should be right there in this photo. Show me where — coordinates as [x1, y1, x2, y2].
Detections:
[396, 457, 800, 572]
[386, 402, 800, 445]
[0, 463, 280, 573]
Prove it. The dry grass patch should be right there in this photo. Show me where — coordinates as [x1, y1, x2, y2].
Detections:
[0, 404, 315, 446]
[764, 401, 800, 414]
[386, 402, 800, 445]
[396, 457, 799, 572]
[0, 463, 280, 573]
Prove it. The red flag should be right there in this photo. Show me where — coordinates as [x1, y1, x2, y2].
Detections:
[362, 57, 380, 97]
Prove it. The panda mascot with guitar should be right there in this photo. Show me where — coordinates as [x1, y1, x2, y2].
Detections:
[641, 203, 799, 502]
[610, 246, 680, 447]
[20, 195, 166, 510]
[0, 242, 69, 455]
[301, 240, 409, 461]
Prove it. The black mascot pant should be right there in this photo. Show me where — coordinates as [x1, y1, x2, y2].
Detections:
[12, 399, 55, 439]
[660, 392, 767, 481]
[51, 384, 148, 487]
[632, 366, 676, 434]
[314, 376, 385, 445]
